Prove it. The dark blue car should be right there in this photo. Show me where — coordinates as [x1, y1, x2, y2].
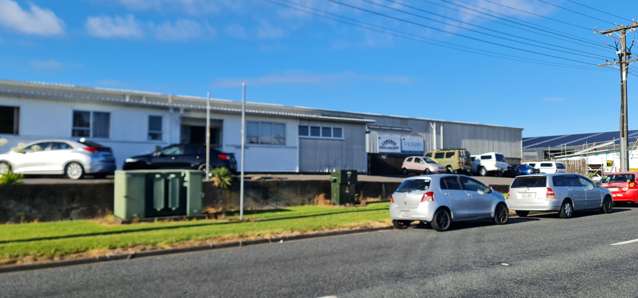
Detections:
[506, 164, 539, 177]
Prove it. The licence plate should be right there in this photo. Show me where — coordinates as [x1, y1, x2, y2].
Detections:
[520, 192, 535, 200]
[609, 188, 619, 192]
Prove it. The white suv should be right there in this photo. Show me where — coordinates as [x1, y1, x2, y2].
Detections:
[526, 161, 567, 174]
[471, 152, 510, 176]
[401, 156, 446, 175]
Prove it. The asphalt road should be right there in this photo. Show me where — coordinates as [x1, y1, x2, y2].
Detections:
[4, 207, 637, 298]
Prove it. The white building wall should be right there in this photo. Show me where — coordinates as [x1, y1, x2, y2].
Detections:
[0, 96, 178, 168]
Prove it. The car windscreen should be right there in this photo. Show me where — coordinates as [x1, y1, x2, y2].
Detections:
[511, 176, 547, 188]
[603, 174, 635, 183]
[395, 179, 431, 193]
[556, 163, 566, 169]
[496, 154, 505, 162]
[424, 157, 437, 164]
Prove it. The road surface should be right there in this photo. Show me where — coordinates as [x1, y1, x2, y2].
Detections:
[3, 207, 636, 297]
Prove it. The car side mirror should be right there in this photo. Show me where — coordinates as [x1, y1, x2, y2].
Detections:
[153, 151, 162, 157]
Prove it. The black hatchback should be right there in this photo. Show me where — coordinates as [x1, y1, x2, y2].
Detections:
[122, 144, 237, 172]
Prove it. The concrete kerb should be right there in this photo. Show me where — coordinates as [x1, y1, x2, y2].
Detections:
[0, 225, 393, 274]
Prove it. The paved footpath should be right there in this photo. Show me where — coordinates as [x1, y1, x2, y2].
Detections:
[2, 206, 637, 297]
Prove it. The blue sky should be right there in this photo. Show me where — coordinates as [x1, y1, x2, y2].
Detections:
[0, 0, 636, 137]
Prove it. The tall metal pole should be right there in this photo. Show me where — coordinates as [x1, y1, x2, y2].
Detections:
[206, 92, 211, 179]
[619, 30, 630, 171]
[240, 82, 246, 221]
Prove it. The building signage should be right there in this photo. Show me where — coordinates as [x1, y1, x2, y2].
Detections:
[401, 135, 424, 154]
[377, 134, 402, 153]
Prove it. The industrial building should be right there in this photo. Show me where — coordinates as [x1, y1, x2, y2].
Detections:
[0, 80, 523, 173]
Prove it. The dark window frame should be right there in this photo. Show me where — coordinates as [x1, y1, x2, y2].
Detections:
[148, 115, 163, 141]
[0, 105, 19, 135]
[72, 110, 111, 139]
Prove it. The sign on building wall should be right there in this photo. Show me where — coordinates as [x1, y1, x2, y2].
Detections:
[401, 135, 424, 154]
[377, 134, 402, 153]
[377, 134, 424, 154]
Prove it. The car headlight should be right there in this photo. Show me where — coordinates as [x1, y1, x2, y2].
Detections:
[125, 158, 138, 163]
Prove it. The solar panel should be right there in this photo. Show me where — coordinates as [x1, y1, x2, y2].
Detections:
[524, 130, 638, 149]
[539, 133, 597, 148]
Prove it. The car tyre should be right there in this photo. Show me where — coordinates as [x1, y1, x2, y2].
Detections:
[431, 208, 452, 232]
[446, 166, 453, 173]
[392, 220, 411, 229]
[515, 210, 529, 217]
[423, 168, 431, 175]
[0, 161, 11, 175]
[601, 196, 613, 214]
[479, 167, 488, 176]
[65, 162, 84, 180]
[494, 204, 509, 225]
[559, 200, 574, 218]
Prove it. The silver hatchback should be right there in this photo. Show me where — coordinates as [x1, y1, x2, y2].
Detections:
[390, 174, 509, 231]
[508, 174, 613, 218]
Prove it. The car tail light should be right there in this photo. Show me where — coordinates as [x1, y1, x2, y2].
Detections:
[83, 146, 98, 153]
[629, 182, 637, 189]
[421, 191, 435, 202]
[546, 187, 556, 200]
[217, 153, 229, 161]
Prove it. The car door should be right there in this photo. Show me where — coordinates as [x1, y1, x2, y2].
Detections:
[439, 176, 469, 219]
[565, 175, 588, 210]
[46, 142, 74, 174]
[414, 157, 426, 172]
[578, 176, 600, 209]
[152, 145, 185, 169]
[18, 142, 52, 174]
[460, 176, 493, 219]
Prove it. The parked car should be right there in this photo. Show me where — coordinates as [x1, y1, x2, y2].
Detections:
[425, 149, 472, 174]
[526, 161, 567, 174]
[504, 164, 540, 177]
[123, 144, 237, 173]
[600, 172, 638, 204]
[0, 139, 116, 179]
[401, 156, 446, 175]
[470, 152, 510, 176]
[389, 174, 509, 231]
[508, 174, 613, 218]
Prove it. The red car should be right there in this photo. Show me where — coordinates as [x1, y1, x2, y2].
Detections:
[601, 172, 638, 204]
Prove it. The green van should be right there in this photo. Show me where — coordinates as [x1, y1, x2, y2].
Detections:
[426, 148, 472, 174]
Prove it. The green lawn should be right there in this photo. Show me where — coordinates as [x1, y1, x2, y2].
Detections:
[0, 202, 390, 263]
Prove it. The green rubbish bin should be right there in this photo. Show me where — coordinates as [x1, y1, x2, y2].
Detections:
[114, 170, 203, 221]
[330, 169, 358, 205]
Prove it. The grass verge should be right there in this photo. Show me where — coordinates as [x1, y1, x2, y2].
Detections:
[0, 202, 390, 265]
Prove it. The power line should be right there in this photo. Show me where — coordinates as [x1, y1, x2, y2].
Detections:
[328, 0, 599, 66]
[364, 0, 607, 61]
[564, 0, 633, 23]
[266, 0, 597, 70]
[535, 0, 617, 25]
[432, 0, 612, 50]
[480, 0, 595, 32]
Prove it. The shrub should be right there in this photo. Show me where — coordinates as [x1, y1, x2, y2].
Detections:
[0, 171, 23, 186]
[210, 167, 232, 189]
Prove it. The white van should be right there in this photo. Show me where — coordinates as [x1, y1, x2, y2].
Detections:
[525, 161, 567, 174]
[471, 152, 510, 176]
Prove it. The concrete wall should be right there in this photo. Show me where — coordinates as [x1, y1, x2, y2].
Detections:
[0, 96, 178, 168]
[298, 120, 367, 172]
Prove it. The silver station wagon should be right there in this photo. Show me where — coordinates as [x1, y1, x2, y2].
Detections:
[508, 174, 613, 218]
[390, 174, 509, 231]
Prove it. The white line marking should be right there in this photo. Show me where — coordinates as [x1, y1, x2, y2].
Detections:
[611, 238, 638, 246]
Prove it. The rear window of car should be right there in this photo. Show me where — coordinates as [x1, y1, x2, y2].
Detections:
[481, 155, 492, 160]
[603, 174, 636, 183]
[553, 175, 580, 187]
[496, 154, 505, 162]
[511, 176, 547, 188]
[556, 163, 566, 169]
[540, 163, 553, 167]
[440, 176, 462, 190]
[434, 152, 445, 159]
[445, 152, 455, 158]
[396, 179, 431, 193]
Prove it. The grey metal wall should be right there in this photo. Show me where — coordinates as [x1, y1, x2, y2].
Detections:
[298, 121, 367, 172]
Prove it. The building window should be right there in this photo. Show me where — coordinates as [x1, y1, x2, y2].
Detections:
[299, 125, 344, 140]
[72, 111, 110, 138]
[247, 121, 286, 145]
[0, 106, 19, 135]
[148, 115, 163, 141]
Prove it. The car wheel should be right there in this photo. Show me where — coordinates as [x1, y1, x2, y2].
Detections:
[446, 166, 453, 173]
[431, 208, 452, 232]
[423, 168, 431, 175]
[515, 210, 529, 217]
[494, 204, 509, 225]
[392, 220, 411, 229]
[479, 167, 487, 176]
[65, 162, 84, 180]
[559, 200, 574, 218]
[401, 168, 409, 176]
[0, 162, 11, 175]
[601, 196, 613, 214]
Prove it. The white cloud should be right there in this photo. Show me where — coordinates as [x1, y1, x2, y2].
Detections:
[212, 71, 414, 88]
[152, 19, 214, 41]
[86, 15, 143, 39]
[0, 0, 64, 36]
[29, 59, 64, 72]
[116, 0, 234, 15]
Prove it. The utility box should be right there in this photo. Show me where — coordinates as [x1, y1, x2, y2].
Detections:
[330, 169, 358, 205]
[114, 170, 203, 221]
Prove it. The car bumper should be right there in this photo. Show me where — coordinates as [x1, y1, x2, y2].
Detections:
[87, 160, 117, 174]
[610, 190, 638, 202]
[507, 198, 562, 211]
[389, 202, 437, 222]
